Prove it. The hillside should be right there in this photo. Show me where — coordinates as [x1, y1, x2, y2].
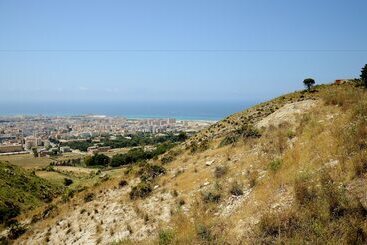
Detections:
[0, 161, 61, 240]
[7, 82, 367, 244]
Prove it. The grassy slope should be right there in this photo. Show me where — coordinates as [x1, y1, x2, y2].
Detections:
[154, 83, 367, 244]
[0, 161, 61, 225]
[14, 83, 367, 244]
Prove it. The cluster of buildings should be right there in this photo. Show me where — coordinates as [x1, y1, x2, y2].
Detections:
[0, 115, 214, 155]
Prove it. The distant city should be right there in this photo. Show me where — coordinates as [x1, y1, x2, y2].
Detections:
[0, 115, 215, 156]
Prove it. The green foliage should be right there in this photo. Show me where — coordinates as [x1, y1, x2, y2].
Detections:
[111, 143, 174, 167]
[138, 164, 166, 182]
[257, 170, 367, 244]
[229, 181, 243, 196]
[294, 172, 318, 206]
[361, 64, 367, 87]
[129, 182, 152, 200]
[196, 224, 212, 241]
[0, 201, 20, 225]
[158, 229, 175, 245]
[202, 191, 221, 203]
[62, 132, 187, 152]
[190, 139, 209, 153]
[61, 140, 94, 152]
[84, 193, 95, 202]
[32, 147, 38, 158]
[0, 162, 60, 224]
[61, 189, 75, 203]
[268, 159, 282, 172]
[219, 134, 239, 147]
[214, 165, 228, 178]
[220, 125, 261, 147]
[160, 154, 175, 164]
[84, 153, 110, 167]
[7, 221, 27, 240]
[303, 78, 316, 91]
[118, 180, 128, 188]
[63, 178, 73, 186]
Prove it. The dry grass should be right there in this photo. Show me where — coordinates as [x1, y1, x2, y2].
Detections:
[0, 154, 52, 169]
[14, 83, 367, 244]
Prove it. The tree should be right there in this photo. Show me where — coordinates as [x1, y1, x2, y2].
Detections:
[178, 131, 188, 141]
[361, 64, 367, 87]
[84, 153, 110, 167]
[303, 78, 315, 91]
[31, 148, 38, 158]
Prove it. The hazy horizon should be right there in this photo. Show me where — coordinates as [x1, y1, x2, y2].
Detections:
[0, 100, 257, 121]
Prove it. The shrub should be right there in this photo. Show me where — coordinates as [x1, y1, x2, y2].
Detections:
[190, 140, 210, 153]
[178, 198, 185, 206]
[202, 191, 221, 203]
[322, 86, 362, 109]
[161, 154, 175, 164]
[118, 180, 128, 188]
[0, 201, 20, 224]
[196, 224, 212, 241]
[129, 182, 152, 200]
[219, 134, 239, 147]
[248, 171, 258, 188]
[63, 178, 73, 186]
[84, 193, 95, 203]
[268, 159, 282, 172]
[214, 165, 228, 178]
[8, 221, 27, 240]
[139, 164, 166, 182]
[256, 170, 367, 243]
[294, 173, 317, 206]
[41, 204, 58, 219]
[353, 159, 367, 177]
[84, 153, 110, 167]
[158, 229, 175, 245]
[220, 125, 261, 147]
[229, 181, 243, 196]
[61, 189, 75, 203]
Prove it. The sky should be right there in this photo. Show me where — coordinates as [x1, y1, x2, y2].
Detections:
[0, 0, 366, 104]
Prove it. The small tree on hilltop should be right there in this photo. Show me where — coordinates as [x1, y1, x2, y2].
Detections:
[303, 78, 315, 91]
[361, 64, 367, 88]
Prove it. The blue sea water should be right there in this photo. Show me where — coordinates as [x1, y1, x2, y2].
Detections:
[0, 101, 255, 121]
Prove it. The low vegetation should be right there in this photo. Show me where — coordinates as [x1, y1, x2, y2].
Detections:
[61, 132, 188, 152]
[8, 74, 367, 244]
[0, 161, 60, 225]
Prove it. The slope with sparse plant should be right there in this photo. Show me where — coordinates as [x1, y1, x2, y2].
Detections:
[7, 81, 367, 244]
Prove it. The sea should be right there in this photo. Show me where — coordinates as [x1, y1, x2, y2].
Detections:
[0, 101, 255, 121]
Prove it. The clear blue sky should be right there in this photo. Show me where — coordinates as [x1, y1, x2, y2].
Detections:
[0, 0, 366, 103]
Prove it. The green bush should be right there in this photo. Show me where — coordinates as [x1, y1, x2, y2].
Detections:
[256, 170, 367, 243]
[196, 224, 212, 241]
[0, 201, 20, 225]
[202, 191, 221, 203]
[8, 221, 27, 240]
[118, 180, 128, 188]
[138, 164, 166, 182]
[84, 153, 110, 167]
[214, 165, 228, 178]
[220, 125, 261, 147]
[158, 229, 175, 245]
[63, 178, 73, 186]
[229, 181, 243, 196]
[84, 193, 95, 203]
[129, 182, 152, 200]
[268, 159, 282, 172]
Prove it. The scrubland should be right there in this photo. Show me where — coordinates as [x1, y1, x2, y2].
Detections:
[1, 82, 367, 244]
